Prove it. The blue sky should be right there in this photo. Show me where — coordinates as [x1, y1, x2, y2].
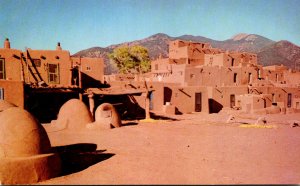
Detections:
[0, 0, 299, 54]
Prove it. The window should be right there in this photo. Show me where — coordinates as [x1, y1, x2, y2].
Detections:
[86, 66, 91, 71]
[233, 73, 237, 83]
[0, 58, 5, 79]
[0, 88, 3, 100]
[32, 59, 41, 67]
[190, 74, 195, 79]
[248, 73, 252, 84]
[231, 58, 234, 66]
[48, 63, 59, 84]
[287, 93, 292, 108]
[230, 94, 235, 108]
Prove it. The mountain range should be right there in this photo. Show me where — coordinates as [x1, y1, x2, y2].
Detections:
[73, 33, 300, 74]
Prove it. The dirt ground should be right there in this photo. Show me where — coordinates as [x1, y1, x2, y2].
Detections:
[39, 112, 300, 184]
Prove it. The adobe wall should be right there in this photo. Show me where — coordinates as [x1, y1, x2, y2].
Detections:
[229, 52, 258, 66]
[151, 58, 171, 72]
[237, 94, 272, 113]
[251, 86, 300, 109]
[148, 82, 164, 112]
[169, 40, 208, 64]
[283, 70, 300, 86]
[0, 49, 23, 81]
[263, 69, 285, 82]
[26, 49, 71, 86]
[0, 80, 24, 107]
[209, 86, 248, 110]
[172, 86, 209, 114]
[71, 57, 104, 83]
[184, 66, 259, 87]
[152, 64, 186, 84]
[204, 53, 226, 67]
[157, 84, 209, 114]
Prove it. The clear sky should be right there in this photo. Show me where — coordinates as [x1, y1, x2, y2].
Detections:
[0, 0, 299, 54]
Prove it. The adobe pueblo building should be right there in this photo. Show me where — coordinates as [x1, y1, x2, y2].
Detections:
[0, 38, 104, 122]
[149, 40, 300, 114]
[104, 40, 300, 116]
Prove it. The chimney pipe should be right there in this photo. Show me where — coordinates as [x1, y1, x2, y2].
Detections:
[4, 38, 10, 49]
[56, 42, 62, 50]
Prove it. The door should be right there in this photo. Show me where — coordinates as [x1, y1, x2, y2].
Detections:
[149, 91, 154, 110]
[287, 93, 292, 108]
[195, 93, 202, 112]
[230, 94, 235, 108]
[248, 73, 252, 84]
[0, 88, 3, 100]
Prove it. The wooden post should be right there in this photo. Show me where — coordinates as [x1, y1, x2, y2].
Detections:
[144, 78, 151, 120]
[79, 56, 83, 100]
[88, 93, 95, 117]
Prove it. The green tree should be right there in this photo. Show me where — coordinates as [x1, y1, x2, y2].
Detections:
[108, 45, 150, 74]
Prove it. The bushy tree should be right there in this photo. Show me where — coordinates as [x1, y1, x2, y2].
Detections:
[108, 45, 150, 74]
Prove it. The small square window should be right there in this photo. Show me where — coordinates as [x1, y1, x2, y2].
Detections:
[32, 59, 41, 67]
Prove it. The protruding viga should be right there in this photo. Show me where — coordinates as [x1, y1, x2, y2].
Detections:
[0, 107, 61, 184]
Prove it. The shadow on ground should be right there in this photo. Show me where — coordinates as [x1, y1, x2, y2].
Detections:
[52, 143, 115, 176]
[122, 122, 139, 127]
[150, 112, 178, 121]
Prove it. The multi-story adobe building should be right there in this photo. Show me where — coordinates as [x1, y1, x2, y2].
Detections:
[149, 40, 300, 114]
[0, 38, 104, 121]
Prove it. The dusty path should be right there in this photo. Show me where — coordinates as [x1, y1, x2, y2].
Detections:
[39, 113, 300, 184]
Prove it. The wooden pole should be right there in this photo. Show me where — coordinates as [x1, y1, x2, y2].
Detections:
[79, 56, 83, 100]
[88, 93, 95, 117]
[144, 78, 151, 120]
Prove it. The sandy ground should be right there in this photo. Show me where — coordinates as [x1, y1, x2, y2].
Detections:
[39, 112, 300, 184]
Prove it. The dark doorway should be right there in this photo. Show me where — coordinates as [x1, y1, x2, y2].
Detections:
[209, 99, 223, 113]
[288, 93, 292, 108]
[149, 91, 154, 110]
[233, 73, 237, 83]
[195, 92, 202, 112]
[164, 87, 172, 105]
[71, 67, 79, 86]
[230, 94, 235, 108]
[248, 73, 252, 84]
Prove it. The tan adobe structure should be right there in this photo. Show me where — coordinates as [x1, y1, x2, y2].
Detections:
[0, 38, 105, 122]
[0, 106, 60, 184]
[145, 40, 300, 114]
[45, 99, 122, 132]
[50, 99, 93, 130]
[0, 39, 104, 87]
[82, 39, 300, 118]
[86, 102, 122, 129]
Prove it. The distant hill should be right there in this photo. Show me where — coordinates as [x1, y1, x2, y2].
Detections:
[258, 40, 300, 69]
[72, 33, 300, 74]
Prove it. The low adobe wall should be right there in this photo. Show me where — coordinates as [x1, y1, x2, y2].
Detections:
[0, 80, 24, 108]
